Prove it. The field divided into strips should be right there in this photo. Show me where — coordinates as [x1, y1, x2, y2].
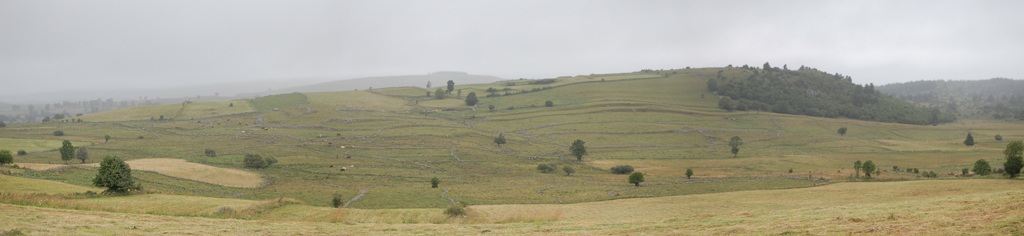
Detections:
[75, 100, 254, 122]
[4, 66, 1024, 223]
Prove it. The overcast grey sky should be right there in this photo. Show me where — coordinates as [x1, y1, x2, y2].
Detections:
[2, 0, 1022, 95]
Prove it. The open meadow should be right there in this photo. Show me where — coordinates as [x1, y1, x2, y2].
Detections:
[3, 67, 1024, 234]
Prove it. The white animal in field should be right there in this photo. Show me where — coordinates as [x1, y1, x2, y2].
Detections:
[340, 146, 345, 149]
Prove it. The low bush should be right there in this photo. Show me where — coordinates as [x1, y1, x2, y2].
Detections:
[16, 150, 26, 155]
[537, 163, 557, 173]
[332, 193, 344, 208]
[204, 149, 217, 157]
[611, 165, 634, 174]
[53, 130, 64, 136]
[444, 204, 466, 217]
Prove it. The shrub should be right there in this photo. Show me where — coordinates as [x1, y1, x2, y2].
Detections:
[332, 193, 344, 208]
[75, 147, 89, 163]
[431, 177, 440, 188]
[611, 165, 634, 174]
[465, 92, 478, 106]
[545, 101, 553, 107]
[53, 130, 64, 136]
[205, 149, 217, 157]
[444, 204, 466, 217]
[788, 168, 793, 173]
[16, 150, 26, 155]
[537, 163, 557, 173]
[488, 105, 495, 111]
[974, 159, 992, 176]
[264, 156, 278, 166]
[996, 134, 1003, 141]
[92, 155, 137, 192]
[243, 154, 267, 168]
[0, 150, 12, 165]
[138, 136, 144, 139]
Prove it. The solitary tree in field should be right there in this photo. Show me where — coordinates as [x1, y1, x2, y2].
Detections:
[431, 177, 440, 188]
[570, 139, 587, 161]
[838, 127, 847, 136]
[75, 146, 89, 163]
[686, 168, 694, 179]
[493, 133, 506, 147]
[0, 149, 12, 165]
[446, 80, 455, 94]
[434, 88, 445, 99]
[332, 193, 344, 208]
[628, 172, 644, 186]
[205, 149, 217, 157]
[854, 160, 863, 178]
[104, 135, 111, 143]
[563, 165, 576, 176]
[862, 160, 877, 178]
[996, 134, 1003, 141]
[964, 133, 975, 146]
[59, 140, 74, 164]
[488, 105, 495, 111]
[973, 159, 992, 176]
[426, 81, 431, 88]
[1004, 141, 1024, 178]
[93, 155, 136, 192]
[728, 136, 743, 157]
[545, 101, 553, 107]
[465, 92, 478, 106]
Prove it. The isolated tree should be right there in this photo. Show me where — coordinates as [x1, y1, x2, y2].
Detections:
[75, 146, 89, 163]
[996, 134, 1003, 141]
[611, 165, 634, 174]
[838, 127, 847, 136]
[862, 160, 877, 178]
[628, 172, 645, 186]
[59, 140, 74, 164]
[964, 133, 975, 146]
[686, 168, 694, 179]
[332, 193, 344, 208]
[493, 133, 506, 147]
[563, 165, 576, 176]
[1004, 141, 1024, 178]
[426, 81, 431, 88]
[728, 136, 742, 157]
[464, 92, 478, 106]
[545, 101, 553, 107]
[570, 139, 587, 161]
[92, 155, 136, 192]
[446, 80, 455, 94]
[243, 154, 267, 168]
[53, 130, 64, 136]
[431, 177, 440, 188]
[973, 159, 992, 176]
[488, 105, 495, 111]
[104, 135, 111, 143]
[854, 160, 863, 178]
[457, 89, 462, 97]
[0, 149, 12, 165]
[205, 149, 217, 157]
[434, 88, 445, 99]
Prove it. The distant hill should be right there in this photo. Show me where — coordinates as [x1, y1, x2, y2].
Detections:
[708, 64, 955, 125]
[878, 78, 1024, 119]
[236, 72, 504, 98]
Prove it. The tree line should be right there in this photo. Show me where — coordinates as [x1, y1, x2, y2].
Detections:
[708, 63, 956, 125]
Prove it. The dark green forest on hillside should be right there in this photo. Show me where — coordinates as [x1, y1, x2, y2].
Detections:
[878, 78, 1024, 120]
[708, 63, 955, 125]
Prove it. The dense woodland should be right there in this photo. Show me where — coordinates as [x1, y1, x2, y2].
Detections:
[708, 63, 955, 125]
[878, 78, 1024, 120]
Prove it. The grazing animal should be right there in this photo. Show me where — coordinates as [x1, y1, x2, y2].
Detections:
[340, 167, 347, 171]
[347, 156, 351, 159]
[328, 142, 332, 145]
[337, 133, 341, 136]
[330, 165, 334, 168]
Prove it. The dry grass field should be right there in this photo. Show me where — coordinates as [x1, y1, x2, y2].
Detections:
[82, 158, 262, 188]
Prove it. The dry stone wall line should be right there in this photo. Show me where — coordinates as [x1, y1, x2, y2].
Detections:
[343, 188, 367, 208]
[440, 188, 455, 205]
[769, 115, 783, 129]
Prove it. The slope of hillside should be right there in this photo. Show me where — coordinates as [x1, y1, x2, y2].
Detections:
[237, 72, 505, 98]
[878, 78, 1024, 119]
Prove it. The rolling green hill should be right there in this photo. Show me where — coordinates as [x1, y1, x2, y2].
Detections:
[1, 66, 1021, 234]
